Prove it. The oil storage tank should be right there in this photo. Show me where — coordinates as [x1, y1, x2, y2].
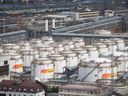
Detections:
[38, 46, 54, 58]
[117, 56, 128, 72]
[42, 36, 54, 45]
[61, 51, 78, 67]
[114, 39, 125, 50]
[73, 48, 88, 63]
[49, 54, 66, 78]
[54, 44, 64, 53]
[72, 38, 85, 48]
[32, 57, 54, 82]
[84, 46, 99, 58]
[102, 40, 117, 53]
[9, 53, 23, 73]
[30, 39, 43, 48]
[78, 58, 117, 82]
[93, 43, 108, 55]
[63, 41, 74, 51]
[22, 49, 34, 67]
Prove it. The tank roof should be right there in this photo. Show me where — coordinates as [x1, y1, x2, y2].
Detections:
[0, 80, 45, 93]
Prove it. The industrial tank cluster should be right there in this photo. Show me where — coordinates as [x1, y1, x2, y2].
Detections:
[1, 36, 128, 83]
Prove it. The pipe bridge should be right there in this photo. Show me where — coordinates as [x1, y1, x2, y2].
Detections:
[52, 16, 122, 34]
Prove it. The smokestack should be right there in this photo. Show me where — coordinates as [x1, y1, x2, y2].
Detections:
[52, 19, 56, 28]
[45, 19, 48, 31]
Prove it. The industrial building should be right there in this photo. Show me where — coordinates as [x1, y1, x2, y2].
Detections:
[77, 11, 100, 20]
[58, 11, 100, 20]
[0, 80, 45, 96]
[83, 0, 125, 10]
[105, 9, 128, 16]
[59, 83, 111, 96]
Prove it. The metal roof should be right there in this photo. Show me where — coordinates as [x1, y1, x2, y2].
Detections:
[46, 15, 68, 19]
[59, 84, 98, 91]
[0, 80, 45, 93]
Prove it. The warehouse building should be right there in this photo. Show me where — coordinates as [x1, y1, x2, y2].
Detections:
[59, 84, 111, 96]
[0, 80, 46, 96]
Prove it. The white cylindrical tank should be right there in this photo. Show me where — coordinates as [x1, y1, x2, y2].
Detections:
[63, 41, 74, 51]
[39, 46, 53, 58]
[101, 51, 124, 57]
[72, 38, 84, 43]
[102, 40, 117, 53]
[30, 39, 42, 44]
[22, 49, 34, 67]
[42, 36, 53, 41]
[114, 39, 125, 50]
[79, 58, 117, 82]
[20, 43, 32, 52]
[84, 46, 99, 58]
[0, 48, 3, 53]
[73, 48, 88, 63]
[13, 45, 20, 50]
[42, 37, 54, 45]
[54, 44, 64, 52]
[4, 43, 19, 53]
[61, 51, 78, 67]
[72, 38, 85, 48]
[33, 57, 54, 82]
[4, 44, 18, 53]
[4, 43, 15, 49]
[34, 50, 39, 58]
[19, 42, 30, 47]
[4, 49, 16, 54]
[49, 54, 66, 78]
[63, 44, 71, 51]
[74, 42, 85, 48]
[117, 56, 128, 72]
[5, 45, 20, 51]
[9, 54, 23, 73]
[100, 52, 112, 57]
[113, 51, 124, 57]
[30, 39, 43, 48]
[93, 43, 108, 54]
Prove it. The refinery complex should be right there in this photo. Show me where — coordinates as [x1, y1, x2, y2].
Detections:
[0, 0, 128, 96]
